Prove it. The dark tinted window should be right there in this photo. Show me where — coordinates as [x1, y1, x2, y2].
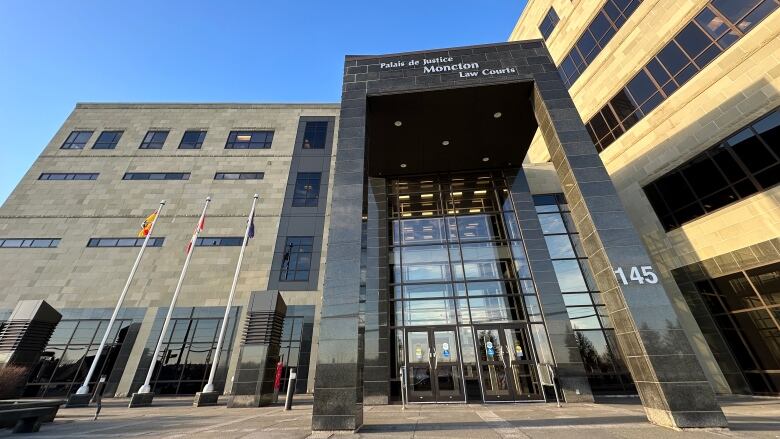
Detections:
[302, 121, 328, 149]
[92, 131, 123, 149]
[139, 130, 169, 149]
[195, 237, 243, 246]
[587, 1, 779, 152]
[644, 108, 780, 231]
[87, 237, 164, 247]
[0, 238, 60, 248]
[214, 172, 265, 180]
[292, 172, 322, 207]
[558, 0, 645, 88]
[61, 131, 93, 149]
[280, 237, 314, 281]
[122, 172, 190, 180]
[39, 173, 98, 180]
[538, 7, 559, 40]
[178, 131, 206, 149]
[226, 130, 274, 149]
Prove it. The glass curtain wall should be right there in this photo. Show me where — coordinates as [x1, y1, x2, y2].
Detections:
[23, 318, 135, 397]
[533, 194, 636, 395]
[388, 172, 550, 402]
[691, 262, 780, 395]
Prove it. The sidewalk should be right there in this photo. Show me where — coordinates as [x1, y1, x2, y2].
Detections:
[2, 395, 777, 438]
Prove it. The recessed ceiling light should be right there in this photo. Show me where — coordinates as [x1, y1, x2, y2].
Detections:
[442, 140, 450, 146]
[394, 120, 403, 127]
[400, 163, 407, 168]
[493, 112, 502, 119]
[482, 157, 490, 162]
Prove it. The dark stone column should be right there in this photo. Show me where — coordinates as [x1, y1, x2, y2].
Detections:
[0, 300, 61, 398]
[311, 68, 366, 430]
[504, 169, 593, 402]
[226, 291, 286, 408]
[531, 75, 727, 428]
[363, 177, 390, 405]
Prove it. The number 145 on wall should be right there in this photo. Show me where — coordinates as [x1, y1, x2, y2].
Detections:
[614, 266, 658, 285]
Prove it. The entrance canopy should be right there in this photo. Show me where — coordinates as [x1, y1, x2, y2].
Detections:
[366, 83, 536, 177]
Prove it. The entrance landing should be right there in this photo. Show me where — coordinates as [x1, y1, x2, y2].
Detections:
[15, 395, 779, 438]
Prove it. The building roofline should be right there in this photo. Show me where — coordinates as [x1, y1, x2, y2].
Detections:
[509, 0, 541, 41]
[345, 39, 543, 61]
[75, 102, 341, 110]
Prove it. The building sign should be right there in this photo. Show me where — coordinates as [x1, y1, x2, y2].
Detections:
[380, 56, 517, 79]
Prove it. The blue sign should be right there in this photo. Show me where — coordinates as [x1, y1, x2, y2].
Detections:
[442, 342, 450, 358]
[486, 341, 495, 357]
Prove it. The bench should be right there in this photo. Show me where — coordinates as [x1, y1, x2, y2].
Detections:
[0, 400, 65, 433]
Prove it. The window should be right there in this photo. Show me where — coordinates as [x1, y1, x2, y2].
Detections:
[195, 237, 243, 246]
[643, 108, 780, 231]
[558, 0, 643, 88]
[302, 121, 328, 149]
[61, 131, 93, 149]
[178, 130, 207, 149]
[39, 173, 98, 180]
[539, 7, 560, 40]
[139, 130, 169, 149]
[225, 130, 274, 149]
[122, 172, 189, 180]
[92, 131, 123, 149]
[685, 262, 780, 395]
[534, 194, 635, 395]
[587, 0, 780, 152]
[0, 238, 60, 248]
[292, 172, 321, 207]
[280, 237, 314, 281]
[23, 317, 136, 397]
[214, 172, 265, 180]
[87, 237, 164, 247]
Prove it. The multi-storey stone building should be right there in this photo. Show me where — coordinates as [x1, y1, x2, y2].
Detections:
[0, 0, 777, 432]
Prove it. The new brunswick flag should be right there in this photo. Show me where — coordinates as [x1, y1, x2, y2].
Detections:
[137, 211, 158, 237]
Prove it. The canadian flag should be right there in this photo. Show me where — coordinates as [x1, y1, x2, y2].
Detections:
[185, 215, 206, 254]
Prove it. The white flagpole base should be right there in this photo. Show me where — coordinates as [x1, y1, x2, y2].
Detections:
[202, 383, 215, 393]
[75, 384, 90, 395]
[138, 384, 152, 394]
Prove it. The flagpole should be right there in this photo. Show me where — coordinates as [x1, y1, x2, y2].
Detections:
[202, 194, 258, 394]
[138, 196, 211, 394]
[75, 200, 166, 396]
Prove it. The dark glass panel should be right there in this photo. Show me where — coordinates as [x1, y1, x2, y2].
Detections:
[674, 63, 698, 85]
[746, 263, 780, 306]
[655, 172, 696, 210]
[673, 202, 705, 224]
[713, 273, 763, 311]
[733, 179, 759, 198]
[712, 0, 770, 26]
[701, 187, 738, 212]
[694, 44, 722, 68]
[645, 59, 671, 87]
[753, 111, 780, 158]
[731, 309, 780, 370]
[728, 129, 775, 173]
[544, 235, 575, 259]
[754, 163, 780, 189]
[737, 1, 780, 33]
[589, 112, 610, 142]
[710, 146, 747, 182]
[676, 22, 713, 59]
[682, 155, 727, 197]
[695, 7, 729, 39]
[610, 90, 640, 127]
[657, 43, 689, 75]
[537, 212, 567, 234]
[566, 307, 601, 330]
[552, 259, 588, 292]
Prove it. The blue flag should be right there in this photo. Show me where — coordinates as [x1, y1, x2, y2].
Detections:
[248, 218, 255, 239]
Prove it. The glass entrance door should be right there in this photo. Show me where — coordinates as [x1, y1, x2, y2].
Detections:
[474, 325, 543, 401]
[406, 328, 465, 403]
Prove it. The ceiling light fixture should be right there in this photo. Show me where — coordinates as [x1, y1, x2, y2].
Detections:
[398, 195, 410, 200]
[442, 140, 450, 146]
[482, 157, 490, 162]
[421, 193, 433, 198]
[474, 190, 487, 195]
[400, 163, 407, 168]
[394, 120, 403, 127]
[493, 112, 502, 118]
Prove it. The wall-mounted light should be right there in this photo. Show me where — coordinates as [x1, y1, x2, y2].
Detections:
[400, 163, 407, 168]
[394, 121, 403, 127]
[493, 112, 502, 119]
[482, 157, 490, 162]
[442, 140, 450, 146]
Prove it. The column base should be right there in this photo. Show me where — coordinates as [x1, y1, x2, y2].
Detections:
[193, 391, 220, 407]
[65, 393, 92, 408]
[128, 392, 154, 408]
[645, 407, 729, 429]
[226, 394, 273, 408]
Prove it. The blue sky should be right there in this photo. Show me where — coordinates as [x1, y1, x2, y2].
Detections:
[0, 1, 526, 204]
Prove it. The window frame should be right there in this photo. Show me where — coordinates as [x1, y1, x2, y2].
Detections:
[122, 172, 190, 181]
[291, 172, 322, 207]
[178, 130, 207, 149]
[279, 236, 315, 281]
[139, 130, 169, 149]
[225, 130, 274, 149]
[92, 130, 123, 150]
[60, 131, 93, 149]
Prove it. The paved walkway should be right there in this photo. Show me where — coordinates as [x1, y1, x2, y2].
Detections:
[3, 395, 778, 438]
